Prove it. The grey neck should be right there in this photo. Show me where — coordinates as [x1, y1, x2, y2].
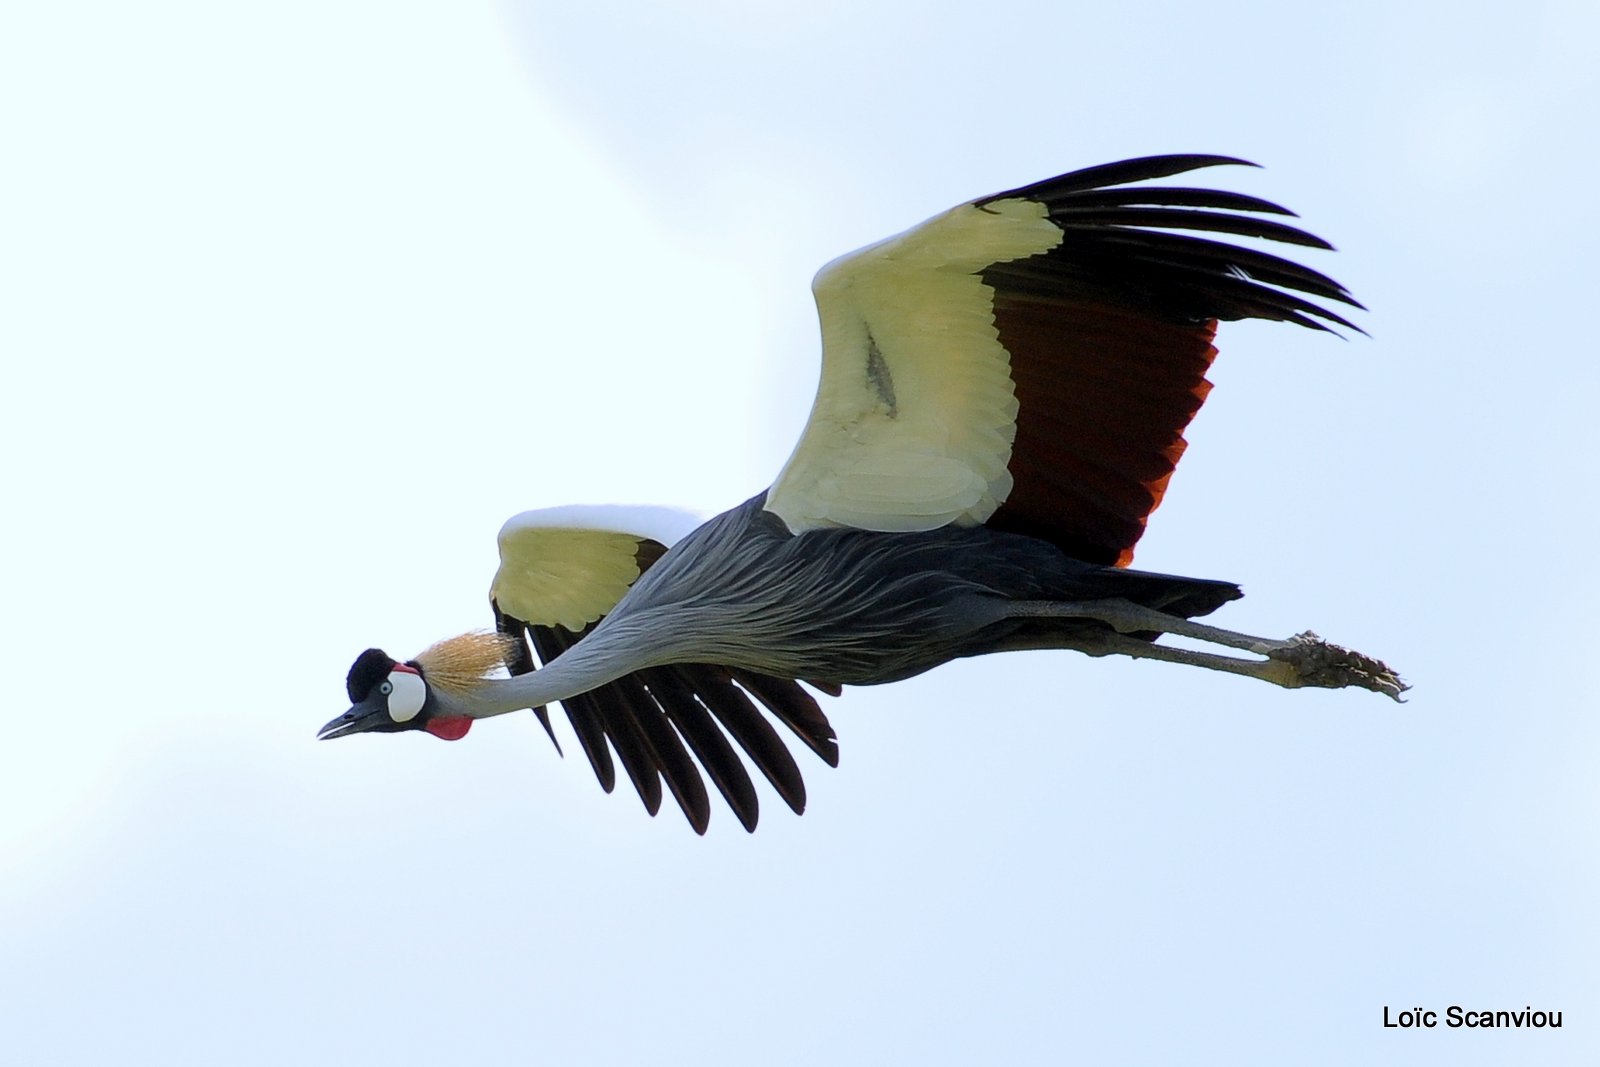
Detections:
[429, 612, 688, 720]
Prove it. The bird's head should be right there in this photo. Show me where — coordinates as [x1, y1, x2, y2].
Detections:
[318, 632, 517, 742]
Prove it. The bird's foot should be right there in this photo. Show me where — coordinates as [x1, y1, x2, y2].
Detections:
[1006, 598, 1408, 699]
[1265, 631, 1409, 701]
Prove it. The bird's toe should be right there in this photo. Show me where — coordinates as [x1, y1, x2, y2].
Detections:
[1267, 632, 1408, 701]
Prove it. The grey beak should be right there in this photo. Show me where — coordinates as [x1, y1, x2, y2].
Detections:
[317, 704, 382, 740]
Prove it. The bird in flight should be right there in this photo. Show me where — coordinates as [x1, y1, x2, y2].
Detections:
[320, 154, 1404, 833]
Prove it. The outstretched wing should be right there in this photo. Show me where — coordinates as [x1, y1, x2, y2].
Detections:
[765, 154, 1362, 566]
[490, 505, 840, 835]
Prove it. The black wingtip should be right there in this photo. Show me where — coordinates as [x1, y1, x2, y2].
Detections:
[979, 154, 1364, 336]
[980, 154, 1260, 205]
[1056, 153, 1261, 191]
[532, 706, 563, 756]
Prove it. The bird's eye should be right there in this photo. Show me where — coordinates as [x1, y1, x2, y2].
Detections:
[385, 669, 427, 723]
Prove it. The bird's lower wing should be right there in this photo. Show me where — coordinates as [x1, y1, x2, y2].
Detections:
[490, 509, 839, 834]
[765, 154, 1362, 566]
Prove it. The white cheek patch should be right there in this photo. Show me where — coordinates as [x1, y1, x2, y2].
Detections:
[386, 669, 427, 723]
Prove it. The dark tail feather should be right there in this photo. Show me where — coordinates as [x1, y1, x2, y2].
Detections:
[1091, 566, 1242, 619]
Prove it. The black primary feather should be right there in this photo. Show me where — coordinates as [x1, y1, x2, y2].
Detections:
[977, 153, 1364, 335]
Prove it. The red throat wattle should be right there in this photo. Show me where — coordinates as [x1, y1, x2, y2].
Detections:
[424, 716, 472, 741]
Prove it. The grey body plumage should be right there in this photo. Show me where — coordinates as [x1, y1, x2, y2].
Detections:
[591, 494, 1239, 686]
[427, 492, 1247, 728]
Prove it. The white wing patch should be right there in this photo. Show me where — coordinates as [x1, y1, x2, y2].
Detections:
[490, 505, 703, 631]
[765, 198, 1062, 533]
[500, 504, 704, 547]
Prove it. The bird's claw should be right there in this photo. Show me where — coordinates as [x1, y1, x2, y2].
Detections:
[1267, 631, 1409, 702]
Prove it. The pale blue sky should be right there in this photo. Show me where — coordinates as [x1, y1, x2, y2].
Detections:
[2, 2, 1596, 1064]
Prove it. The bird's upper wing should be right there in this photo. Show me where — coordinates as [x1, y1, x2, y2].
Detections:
[490, 505, 840, 835]
[765, 154, 1362, 566]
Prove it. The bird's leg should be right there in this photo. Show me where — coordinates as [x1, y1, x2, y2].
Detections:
[1007, 598, 1407, 700]
[1072, 629, 1304, 686]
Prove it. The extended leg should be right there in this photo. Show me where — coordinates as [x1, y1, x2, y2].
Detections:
[1005, 598, 1407, 700]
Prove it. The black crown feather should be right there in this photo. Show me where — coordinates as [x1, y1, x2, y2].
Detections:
[346, 648, 398, 702]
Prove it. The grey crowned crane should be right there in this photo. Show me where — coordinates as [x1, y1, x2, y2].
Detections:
[320, 154, 1404, 833]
